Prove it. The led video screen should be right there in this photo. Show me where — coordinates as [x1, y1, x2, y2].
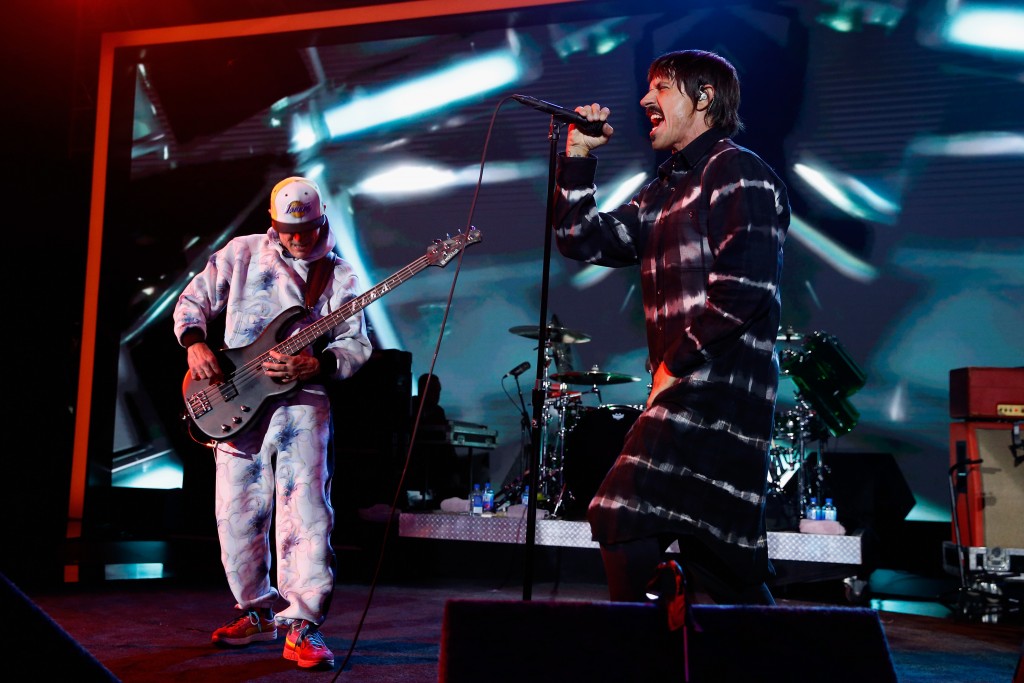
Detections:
[82, 0, 1023, 528]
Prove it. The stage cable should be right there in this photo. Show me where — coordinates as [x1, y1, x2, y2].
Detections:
[332, 96, 516, 680]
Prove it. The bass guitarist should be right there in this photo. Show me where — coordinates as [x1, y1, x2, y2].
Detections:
[173, 175, 371, 670]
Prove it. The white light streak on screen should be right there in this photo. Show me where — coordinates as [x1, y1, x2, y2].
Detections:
[324, 51, 522, 139]
[944, 6, 1024, 54]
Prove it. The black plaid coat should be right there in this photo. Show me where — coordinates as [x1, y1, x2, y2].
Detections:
[553, 128, 790, 584]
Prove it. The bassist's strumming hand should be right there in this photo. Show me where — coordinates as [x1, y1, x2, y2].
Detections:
[187, 341, 223, 384]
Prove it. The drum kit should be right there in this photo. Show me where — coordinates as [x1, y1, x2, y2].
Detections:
[507, 322, 643, 519]
[504, 321, 866, 523]
[772, 326, 866, 518]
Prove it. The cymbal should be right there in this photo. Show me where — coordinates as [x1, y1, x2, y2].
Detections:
[508, 324, 591, 344]
[551, 370, 641, 386]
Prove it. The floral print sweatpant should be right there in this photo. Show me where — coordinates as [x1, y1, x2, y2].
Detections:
[212, 388, 335, 625]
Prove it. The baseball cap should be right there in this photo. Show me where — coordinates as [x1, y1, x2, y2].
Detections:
[269, 176, 327, 233]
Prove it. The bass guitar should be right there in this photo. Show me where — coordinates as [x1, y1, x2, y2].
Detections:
[182, 228, 481, 442]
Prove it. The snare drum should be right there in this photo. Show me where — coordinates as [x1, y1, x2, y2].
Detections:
[543, 391, 584, 432]
[560, 405, 642, 519]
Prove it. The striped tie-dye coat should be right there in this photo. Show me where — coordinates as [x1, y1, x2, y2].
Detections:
[553, 127, 790, 585]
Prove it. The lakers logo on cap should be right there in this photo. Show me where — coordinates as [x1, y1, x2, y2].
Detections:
[285, 199, 314, 221]
[270, 176, 326, 232]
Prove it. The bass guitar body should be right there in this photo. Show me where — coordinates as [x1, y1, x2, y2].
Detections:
[182, 306, 308, 442]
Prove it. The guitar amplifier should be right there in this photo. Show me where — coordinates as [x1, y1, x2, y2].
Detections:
[949, 367, 1024, 420]
[949, 421, 1024, 549]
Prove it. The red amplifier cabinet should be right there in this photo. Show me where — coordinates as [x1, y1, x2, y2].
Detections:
[949, 367, 1024, 420]
[949, 421, 1023, 549]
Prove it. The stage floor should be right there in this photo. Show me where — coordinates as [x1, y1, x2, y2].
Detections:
[14, 571, 1023, 683]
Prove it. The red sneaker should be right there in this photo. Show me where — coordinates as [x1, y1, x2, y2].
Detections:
[283, 620, 335, 669]
[211, 609, 277, 646]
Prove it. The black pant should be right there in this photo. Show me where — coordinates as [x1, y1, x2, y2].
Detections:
[599, 535, 775, 605]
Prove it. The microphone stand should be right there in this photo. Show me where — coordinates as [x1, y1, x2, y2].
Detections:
[513, 372, 532, 482]
[523, 116, 560, 600]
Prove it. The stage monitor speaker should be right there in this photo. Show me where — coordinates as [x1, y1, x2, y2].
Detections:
[950, 421, 1024, 549]
[778, 452, 915, 537]
[440, 599, 897, 683]
[1, 573, 118, 680]
[817, 452, 915, 533]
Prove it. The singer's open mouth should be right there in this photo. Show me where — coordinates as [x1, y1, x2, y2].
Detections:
[647, 108, 664, 132]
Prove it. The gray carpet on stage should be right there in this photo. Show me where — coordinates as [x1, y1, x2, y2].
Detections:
[11, 572, 1022, 683]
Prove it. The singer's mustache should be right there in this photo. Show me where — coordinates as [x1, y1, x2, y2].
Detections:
[645, 105, 663, 118]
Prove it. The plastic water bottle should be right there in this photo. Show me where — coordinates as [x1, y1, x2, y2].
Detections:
[805, 496, 820, 520]
[482, 482, 495, 514]
[470, 484, 483, 516]
[822, 498, 837, 521]
[521, 485, 530, 506]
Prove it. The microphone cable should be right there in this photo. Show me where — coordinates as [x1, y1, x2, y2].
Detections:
[332, 96, 514, 680]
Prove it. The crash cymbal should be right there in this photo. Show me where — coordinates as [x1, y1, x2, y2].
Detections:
[551, 370, 641, 386]
[508, 324, 591, 344]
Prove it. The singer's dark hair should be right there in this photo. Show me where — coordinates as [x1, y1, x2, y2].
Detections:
[647, 50, 743, 136]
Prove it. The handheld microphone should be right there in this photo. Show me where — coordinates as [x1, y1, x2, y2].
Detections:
[504, 361, 531, 378]
[511, 94, 608, 137]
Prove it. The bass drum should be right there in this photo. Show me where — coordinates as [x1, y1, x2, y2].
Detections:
[561, 405, 642, 520]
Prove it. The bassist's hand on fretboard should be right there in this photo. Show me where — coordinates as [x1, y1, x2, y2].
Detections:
[263, 349, 319, 384]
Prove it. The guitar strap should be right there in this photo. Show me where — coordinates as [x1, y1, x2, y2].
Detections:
[304, 252, 335, 310]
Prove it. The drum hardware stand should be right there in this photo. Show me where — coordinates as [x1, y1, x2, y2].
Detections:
[510, 367, 533, 494]
[791, 398, 814, 519]
[543, 398, 572, 515]
[547, 370, 604, 520]
[536, 339, 565, 509]
[539, 398, 569, 509]
[551, 485, 572, 519]
[775, 394, 831, 524]
[546, 387, 583, 519]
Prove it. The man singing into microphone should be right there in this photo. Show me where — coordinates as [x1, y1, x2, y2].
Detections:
[553, 50, 790, 605]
